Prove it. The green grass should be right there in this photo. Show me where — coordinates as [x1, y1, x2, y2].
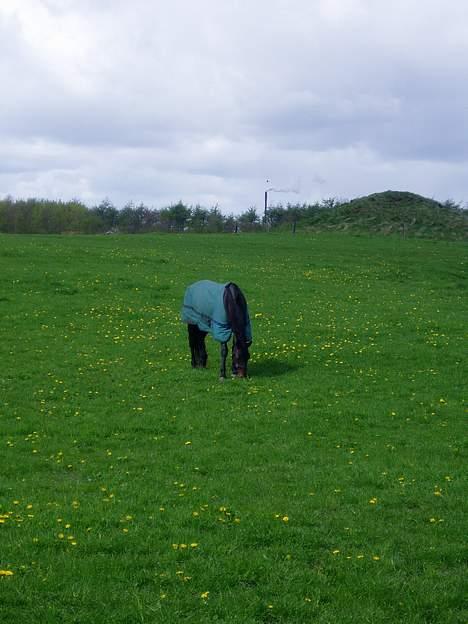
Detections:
[0, 232, 466, 623]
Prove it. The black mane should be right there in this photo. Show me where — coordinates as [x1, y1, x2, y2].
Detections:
[223, 282, 249, 345]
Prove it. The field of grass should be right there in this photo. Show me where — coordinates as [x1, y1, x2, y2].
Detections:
[0, 232, 466, 623]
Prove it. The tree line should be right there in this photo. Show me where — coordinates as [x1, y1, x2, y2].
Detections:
[0, 196, 335, 234]
[1, 194, 465, 236]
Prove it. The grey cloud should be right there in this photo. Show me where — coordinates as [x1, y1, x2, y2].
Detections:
[1, 0, 468, 211]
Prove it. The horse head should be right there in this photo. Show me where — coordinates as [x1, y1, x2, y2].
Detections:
[232, 337, 251, 378]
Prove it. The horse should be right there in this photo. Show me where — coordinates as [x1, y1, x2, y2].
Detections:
[181, 280, 252, 379]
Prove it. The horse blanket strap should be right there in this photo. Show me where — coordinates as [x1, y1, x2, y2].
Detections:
[181, 280, 252, 344]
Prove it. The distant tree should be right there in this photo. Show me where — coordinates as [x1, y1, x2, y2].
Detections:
[190, 205, 209, 232]
[118, 202, 141, 233]
[15, 199, 34, 233]
[61, 200, 90, 232]
[238, 207, 260, 232]
[321, 197, 338, 209]
[223, 213, 238, 233]
[268, 205, 287, 228]
[167, 201, 191, 231]
[206, 206, 225, 232]
[36, 201, 65, 234]
[145, 206, 160, 231]
[157, 208, 172, 232]
[133, 203, 153, 232]
[91, 199, 118, 232]
[83, 209, 104, 234]
[0, 196, 16, 232]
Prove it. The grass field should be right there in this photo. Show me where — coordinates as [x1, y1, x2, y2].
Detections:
[0, 232, 466, 623]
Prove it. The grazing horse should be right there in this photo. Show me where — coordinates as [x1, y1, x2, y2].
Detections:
[181, 280, 252, 378]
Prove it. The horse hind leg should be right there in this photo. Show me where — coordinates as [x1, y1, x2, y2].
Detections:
[198, 331, 208, 368]
[219, 342, 228, 379]
[188, 325, 204, 368]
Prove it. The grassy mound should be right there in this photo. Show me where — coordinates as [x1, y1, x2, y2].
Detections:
[306, 191, 467, 239]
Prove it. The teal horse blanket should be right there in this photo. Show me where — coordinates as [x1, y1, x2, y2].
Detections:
[181, 280, 252, 343]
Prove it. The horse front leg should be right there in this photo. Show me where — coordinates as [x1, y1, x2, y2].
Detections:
[219, 342, 228, 379]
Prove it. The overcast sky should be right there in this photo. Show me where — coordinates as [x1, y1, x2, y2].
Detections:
[1, 0, 467, 214]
